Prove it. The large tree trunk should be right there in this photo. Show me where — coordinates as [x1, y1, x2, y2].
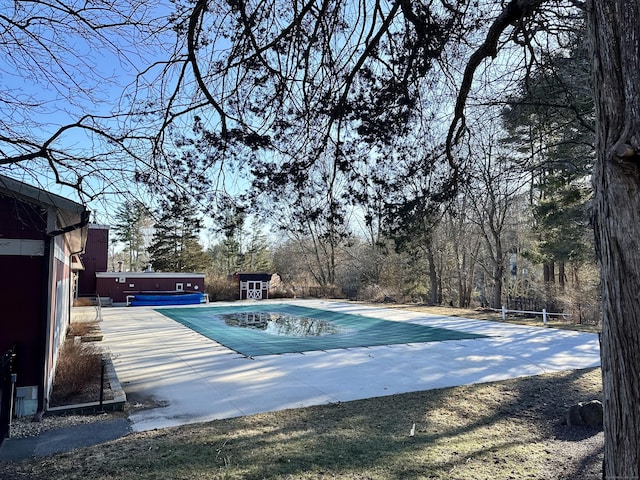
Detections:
[491, 263, 503, 309]
[558, 261, 565, 290]
[426, 243, 439, 305]
[490, 233, 504, 309]
[590, 1, 640, 476]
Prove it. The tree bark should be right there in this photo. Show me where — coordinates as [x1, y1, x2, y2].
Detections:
[590, 1, 640, 476]
[491, 263, 503, 310]
[426, 243, 439, 305]
[543, 262, 550, 283]
[543, 261, 555, 284]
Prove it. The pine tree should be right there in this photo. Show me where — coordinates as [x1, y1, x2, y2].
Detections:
[111, 200, 151, 272]
[501, 24, 594, 286]
[147, 194, 209, 272]
[243, 229, 272, 272]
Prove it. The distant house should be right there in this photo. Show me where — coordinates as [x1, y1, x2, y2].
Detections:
[233, 272, 272, 300]
[0, 175, 89, 417]
[95, 271, 206, 305]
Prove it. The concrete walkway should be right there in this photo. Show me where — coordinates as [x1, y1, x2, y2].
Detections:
[98, 300, 601, 432]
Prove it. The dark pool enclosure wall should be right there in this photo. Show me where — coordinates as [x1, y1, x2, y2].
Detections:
[96, 272, 206, 304]
[77, 224, 109, 298]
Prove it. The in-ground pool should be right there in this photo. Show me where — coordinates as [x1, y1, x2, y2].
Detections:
[156, 304, 487, 356]
[220, 311, 350, 337]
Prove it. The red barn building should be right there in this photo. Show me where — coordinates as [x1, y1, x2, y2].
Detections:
[75, 222, 206, 306]
[0, 175, 89, 418]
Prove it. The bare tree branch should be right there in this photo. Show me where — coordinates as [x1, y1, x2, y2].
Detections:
[446, 0, 546, 161]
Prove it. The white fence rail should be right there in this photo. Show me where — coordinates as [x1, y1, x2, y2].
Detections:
[500, 305, 570, 325]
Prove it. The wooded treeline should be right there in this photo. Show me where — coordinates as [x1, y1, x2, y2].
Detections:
[111, 15, 597, 321]
[112, 168, 597, 322]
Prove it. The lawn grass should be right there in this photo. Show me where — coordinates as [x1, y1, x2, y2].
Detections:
[5, 368, 603, 480]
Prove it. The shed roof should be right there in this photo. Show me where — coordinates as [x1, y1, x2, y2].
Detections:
[234, 272, 273, 281]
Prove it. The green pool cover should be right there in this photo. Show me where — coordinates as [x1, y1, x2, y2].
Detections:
[157, 304, 487, 356]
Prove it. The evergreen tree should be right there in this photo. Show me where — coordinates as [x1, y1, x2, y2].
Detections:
[111, 200, 151, 272]
[147, 194, 209, 272]
[501, 23, 594, 285]
[207, 205, 246, 275]
[243, 229, 272, 272]
[208, 215, 272, 276]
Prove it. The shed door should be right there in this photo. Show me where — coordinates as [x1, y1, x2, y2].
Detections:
[246, 281, 262, 299]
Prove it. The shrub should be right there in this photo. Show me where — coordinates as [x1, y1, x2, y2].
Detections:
[51, 340, 102, 402]
[67, 322, 94, 337]
[358, 284, 401, 303]
[205, 277, 238, 301]
[269, 285, 295, 299]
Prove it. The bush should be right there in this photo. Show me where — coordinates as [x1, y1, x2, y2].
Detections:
[205, 277, 238, 301]
[268, 285, 295, 299]
[51, 340, 102, 403]
[67, 322, 94, 337]
[358, 284, 402, 303]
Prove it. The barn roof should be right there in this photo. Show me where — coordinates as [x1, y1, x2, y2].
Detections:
[0, 174, 86, 215]
[0, 174, 89, 252]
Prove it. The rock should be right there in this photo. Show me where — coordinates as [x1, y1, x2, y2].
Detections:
[566, 400, 603, 427]
[580, 400, 604, 427]
[566, 404, 583, 426]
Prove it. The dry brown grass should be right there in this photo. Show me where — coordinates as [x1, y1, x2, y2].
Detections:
[376, 303, 601, 333]
[50, 340, 103, 405]
[2, 368, 603, 480]
[67, 322, 95, 337]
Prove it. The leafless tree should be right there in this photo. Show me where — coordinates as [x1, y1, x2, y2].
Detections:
[166, 2, 640, 469]
[439, 196, 482, 308]
[448, 1, 639, 475]
[0, 1, 171, 199]
[464, 128, 525, 308]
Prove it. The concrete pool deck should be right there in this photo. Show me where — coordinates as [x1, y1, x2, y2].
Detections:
[100, 299, 601, 432]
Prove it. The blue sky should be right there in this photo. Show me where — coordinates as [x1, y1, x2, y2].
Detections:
[0, 1, 180, 220]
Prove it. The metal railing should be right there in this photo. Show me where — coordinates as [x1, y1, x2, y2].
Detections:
[0, 345, 16, 442]
[96, 294, 103, 322]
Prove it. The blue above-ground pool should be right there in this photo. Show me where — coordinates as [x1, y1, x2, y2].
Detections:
[130, 293, 205, 306]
